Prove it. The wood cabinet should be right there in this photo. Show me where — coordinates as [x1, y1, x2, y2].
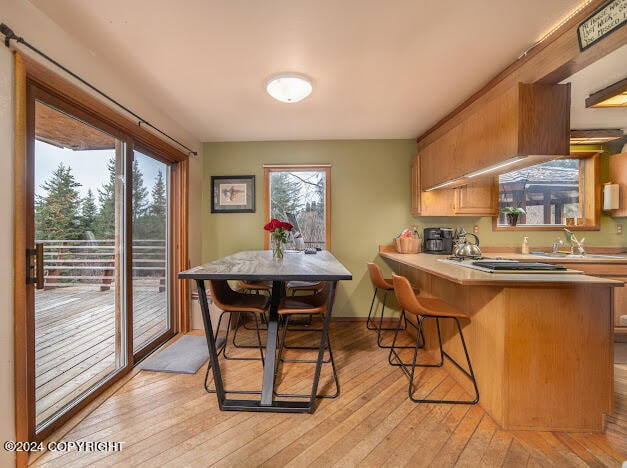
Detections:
[419, 83, 570, 190]
[537, 260, 627, 338]
[410, 155, 496, 216]
[453, 180, 497, 215]
[410, 155, 420, 216]
[609, 152, 627, 217]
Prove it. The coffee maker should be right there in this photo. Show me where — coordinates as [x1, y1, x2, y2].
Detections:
[423, 227, 454, 254]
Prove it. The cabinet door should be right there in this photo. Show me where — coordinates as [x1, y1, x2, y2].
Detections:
[410, 156, 421, 216]
[614, 277, 627, 330]
[454, 180, 498, 215]
[609, 153, 627, 217]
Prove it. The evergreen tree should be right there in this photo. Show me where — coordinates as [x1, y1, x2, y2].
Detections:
[95, 158, 117, 239]
[35, 163, 83, 240]
[132, 158, 149, 223]
[80, 188, 98, 236]
[132, 159, 150, 238]
[145, 170, 167, 239]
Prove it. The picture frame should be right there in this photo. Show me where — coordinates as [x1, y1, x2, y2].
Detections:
[211, 175, 255, 213]
[577, 0, 626, 51]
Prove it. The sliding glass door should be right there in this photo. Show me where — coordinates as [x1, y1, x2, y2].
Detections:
[132, 150, 171, 353]
[26, 85, 175, 438]
[32, 99, 128, 431]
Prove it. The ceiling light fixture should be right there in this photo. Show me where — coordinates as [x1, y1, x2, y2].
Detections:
[585, 77, 627, 108]
[266, 73, 312, 103]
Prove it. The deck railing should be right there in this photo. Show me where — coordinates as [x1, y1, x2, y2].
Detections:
[38, 239, 166, 290]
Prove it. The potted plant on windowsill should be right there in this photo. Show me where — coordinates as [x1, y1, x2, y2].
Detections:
[501, 207, 526, 226]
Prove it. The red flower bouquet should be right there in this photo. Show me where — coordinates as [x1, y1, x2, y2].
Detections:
[264, 218, 293, 259]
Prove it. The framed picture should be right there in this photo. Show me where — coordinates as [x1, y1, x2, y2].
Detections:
[211, 175, 255, 213]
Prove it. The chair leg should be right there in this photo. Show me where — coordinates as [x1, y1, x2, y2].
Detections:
[232, 309, 268, 348]
[274, 316, 338, 399]
[366, 288, 378, 330]
[224, 312, 265, 362]
[407, 316, 479, 405]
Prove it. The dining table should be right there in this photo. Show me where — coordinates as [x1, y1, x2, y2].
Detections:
[178, 249, 352, 413]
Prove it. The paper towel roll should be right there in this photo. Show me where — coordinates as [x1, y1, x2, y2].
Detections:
[603, 184, 619, 210]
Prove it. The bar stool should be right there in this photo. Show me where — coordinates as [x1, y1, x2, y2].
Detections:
[232, 280, 273, 347]
[203, 280, 270, 396]
[274, 282, 339, 399]
[366, 262, 417, 348]
[389, 274, 479, 405]
[207, 280, 268, 363]
[286, 280, 324, 296]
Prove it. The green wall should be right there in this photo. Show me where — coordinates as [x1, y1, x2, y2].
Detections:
[202, 140, 626, 318]
[202, 140, 417, 318]
[411, 148, 627, 251]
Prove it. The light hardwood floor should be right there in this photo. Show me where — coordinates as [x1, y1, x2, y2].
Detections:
[31, 322, 626, 467]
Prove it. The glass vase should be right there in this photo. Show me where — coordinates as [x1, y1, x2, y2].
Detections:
[272, 237, 284, 260]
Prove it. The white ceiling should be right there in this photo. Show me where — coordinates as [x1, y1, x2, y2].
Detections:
[564, 45, 627, 132]
[29, 0, 624, 142]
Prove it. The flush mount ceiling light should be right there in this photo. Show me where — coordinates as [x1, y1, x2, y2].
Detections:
[266, 74, 312, 103]
[585, 77, 627, 108]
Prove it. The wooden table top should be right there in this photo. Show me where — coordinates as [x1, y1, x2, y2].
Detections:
[179, 250, 352, 282]
[380, 252, 623, 287]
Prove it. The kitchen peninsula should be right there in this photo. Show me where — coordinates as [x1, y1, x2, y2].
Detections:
[380, 251, 622, 432]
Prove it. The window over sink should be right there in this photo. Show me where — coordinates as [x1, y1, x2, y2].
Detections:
[495, 154, 599, 230]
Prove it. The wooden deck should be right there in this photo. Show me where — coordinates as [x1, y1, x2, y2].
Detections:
[35, 283, 168, 426]
[31, 322, 626, 467]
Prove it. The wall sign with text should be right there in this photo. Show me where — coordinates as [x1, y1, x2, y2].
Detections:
[577, 0, 626, 51]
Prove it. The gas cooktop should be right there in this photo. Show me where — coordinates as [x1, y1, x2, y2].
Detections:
[438, 257, 583, 274]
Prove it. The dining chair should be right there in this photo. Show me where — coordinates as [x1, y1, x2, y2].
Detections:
[284, 280, 325, 328]
[274, 282, 339, 399]
[207, 279, 269, 363]
[232, 280, 272, 348]
[366, 262, 418, 348]
[389, 274, 479, 404]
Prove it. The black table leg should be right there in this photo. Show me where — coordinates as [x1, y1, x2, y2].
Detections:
[196, 279, 226, 409]
[308, 280, 337, 412]
[260, 280, 283, 406]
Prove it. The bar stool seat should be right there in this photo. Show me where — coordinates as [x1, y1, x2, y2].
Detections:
[389, 274, 479, 405]
[274, 283, 339, 399]
[366, 262, 418, 348]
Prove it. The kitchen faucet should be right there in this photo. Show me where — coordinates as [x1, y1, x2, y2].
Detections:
[563, 228, 585, 255]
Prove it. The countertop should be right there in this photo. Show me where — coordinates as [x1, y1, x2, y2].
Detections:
[379, 252, 623, 287]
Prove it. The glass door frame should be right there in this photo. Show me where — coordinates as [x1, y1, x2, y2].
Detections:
[26, 82, 135, 440]
[13, 53, 187, 444]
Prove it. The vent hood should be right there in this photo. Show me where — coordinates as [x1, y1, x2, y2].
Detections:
[419, 83, 571, 190]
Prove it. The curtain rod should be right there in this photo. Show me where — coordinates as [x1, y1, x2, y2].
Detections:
[0, 23, 198, 156]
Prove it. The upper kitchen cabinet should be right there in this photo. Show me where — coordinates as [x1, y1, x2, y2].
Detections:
[419, 83, 571, 191]
[410, 154, 496, 217]
[609, 151, 627, 217]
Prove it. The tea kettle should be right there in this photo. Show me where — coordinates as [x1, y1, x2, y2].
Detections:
[454, 233, 482, 258]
